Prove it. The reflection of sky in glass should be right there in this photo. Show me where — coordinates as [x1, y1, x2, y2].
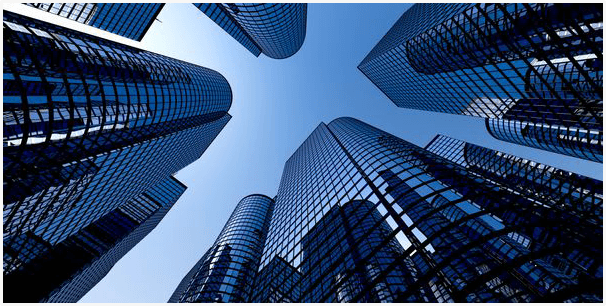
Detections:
[4, 3, 601, 303]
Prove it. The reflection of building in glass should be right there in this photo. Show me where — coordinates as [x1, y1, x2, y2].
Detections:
[173, 117, 602, 303]
[425, 134, 603, 219]
[3, 11, 232, 302]
[298, 200, 410, 303]
[359, 4, 603, 162]
[255, 117, 601, 302]
[252, 256, 302, 303]
[26, 3, 164, 41]
[194, 3, 307, 59]
[169, 195, 275, 303]
[486, 118, 602, 163]
[5, 176, 186, 302]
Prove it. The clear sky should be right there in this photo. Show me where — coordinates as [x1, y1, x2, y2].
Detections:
[4, 3, 602, 303]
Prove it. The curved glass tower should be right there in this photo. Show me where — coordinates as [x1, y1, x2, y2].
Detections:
[194, 3, 307, 59]
[359, 3, 603, 162]
[486, 118, 603, 163]
[3, 11, 232, 302]
[251, 117, 601, 302]
[170, 194, 275, 303]
[26, 3, 164, 41]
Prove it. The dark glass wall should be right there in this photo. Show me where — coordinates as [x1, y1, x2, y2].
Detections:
[171, 195, 275, 302]
[194, 3, 307, 59]
[252, 255, 302, 302]
[358, 3, 603, 162]
[252, 117, 602, 302]
[4, 176, 186, 302]
[26, 3, 164, 41]
[298, 200, 410, 302]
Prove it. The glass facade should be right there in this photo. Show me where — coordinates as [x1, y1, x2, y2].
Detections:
[486, 118, 602, 163]
[425, 134, 602, 221]
[296, 199, 410, 302]
[4, 176, 187, 302]
[252, 255, 302, 302]
[3, 11, 233, 302]
[173, 117, 602, 303]
[194, 3, 307, 59]
[255, 117, 602, 302]
[170, 195, 275, 303]
[26, 3, 164, 41]
[358, 3, 603, 162]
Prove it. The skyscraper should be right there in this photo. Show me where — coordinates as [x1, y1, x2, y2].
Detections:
[170, 195, 275, 303]
[194, 3, 307, 59]
[5, 176, 187, 302]
[26, 3, 164, 41]
[172, 117, 602, 302]
[3, 11, 232, 302]
[358, 3, 603, 162]
[256, 117, 602, 302]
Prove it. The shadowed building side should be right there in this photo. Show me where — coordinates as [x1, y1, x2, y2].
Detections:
[425, 134, 602, 220]
[298, 200, 411, 302]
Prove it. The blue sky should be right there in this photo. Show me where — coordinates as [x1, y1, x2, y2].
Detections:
[5, 3, 602, 303]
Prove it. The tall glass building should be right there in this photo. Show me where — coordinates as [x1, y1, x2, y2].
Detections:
[358, 3, 603, 163]
[169, 195, 275, 303]
[5, 176, 186, 302]
[3, 11, 232, 302]
[255, 117, 602, 302]
[172, 117, 602, 302]
[194, 3, 307, 59]
[26, 3, 164, 41]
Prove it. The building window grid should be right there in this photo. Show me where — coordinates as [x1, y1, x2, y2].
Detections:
[27, 3, 163, 41]
[5, 172, 186, 302]
[3, 13, 233, 291]
[487, 118, 603, 162]
[195, 3, 306, 59]
[250, 118, 601, 302]
[358, 4, 602, 161]
[177, 195, 274, 303]
[4, 12, 231, 223]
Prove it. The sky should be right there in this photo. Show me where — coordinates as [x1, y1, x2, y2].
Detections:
[4, 3, 602, 303]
